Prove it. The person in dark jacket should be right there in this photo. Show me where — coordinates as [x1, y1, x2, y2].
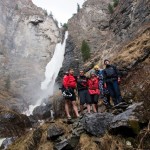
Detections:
[103, 59, 123, 106]
[77, 70, 91, 114]
[63, 68, 80, 119]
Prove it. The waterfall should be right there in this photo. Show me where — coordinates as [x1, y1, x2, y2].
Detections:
[41, 31, 68, 93]
[25, 31, 68, 116]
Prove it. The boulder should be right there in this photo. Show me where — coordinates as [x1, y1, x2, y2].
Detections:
[32, 103, 52, 120]
[54, 139, 70, 150]
[1, 137, 16, 150]
[0, 109, 30, 137]
[109, 102, 146, 137]
[28, 115, 39, 127]
[81, 113, 114, 137]
[47, 125, 64, 140]
[54, 136, 80, 150]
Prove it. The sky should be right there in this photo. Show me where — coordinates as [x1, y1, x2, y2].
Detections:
[32, 0, 85, 24]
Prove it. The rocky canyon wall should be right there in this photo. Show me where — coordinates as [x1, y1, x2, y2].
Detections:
[63, 0, 150, 72]
[0, 0, 60, 110]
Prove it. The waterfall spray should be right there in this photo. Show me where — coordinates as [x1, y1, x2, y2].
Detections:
[25, 31, 68, 116]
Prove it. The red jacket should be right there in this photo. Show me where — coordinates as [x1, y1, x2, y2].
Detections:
[88, 77, 100, 95]
[63, 74, 76, 89]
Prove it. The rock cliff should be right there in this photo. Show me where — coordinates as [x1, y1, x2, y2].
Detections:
[0, 0, 60, 110]
[64, 0, 149, 71]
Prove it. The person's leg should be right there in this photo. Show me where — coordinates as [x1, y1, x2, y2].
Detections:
[113, 80, 122, 104]
[65, 100, 71, 118]
[107, 82, 117, 105]
[90, 95, 96, 113]
[103, 88, 110, 106]
[87, 104, 91, 113]
[85, 90, 91, 113]
[78, 90, 85, 114]
[94, 95, 99, 112]
[99, 80, 104, 98]
[70, 89, 80, 117]
[72, 101, 80, 117]
[92, 104, 97, 113]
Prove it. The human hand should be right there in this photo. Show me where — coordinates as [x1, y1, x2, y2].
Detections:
[118, 77, 121, 84]
[104, 83, 107, 89]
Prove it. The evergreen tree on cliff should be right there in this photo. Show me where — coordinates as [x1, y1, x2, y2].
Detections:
[81, 40, 91, 61]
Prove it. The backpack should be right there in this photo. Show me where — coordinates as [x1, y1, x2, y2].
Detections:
[105, 66, 116, 77]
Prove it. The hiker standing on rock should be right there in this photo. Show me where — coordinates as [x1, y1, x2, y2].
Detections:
[94, 65, 111, 108]
[94, 65, 104, 98]
[63, 68, 80, 119]
[103, 59, 123, 106]
[88, 71, 100, 112]
[77, 70, 91, 114]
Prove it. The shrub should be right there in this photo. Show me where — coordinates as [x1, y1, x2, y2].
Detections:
[81, 40, 91, 62]
[113, 0, 119, 7]
[108, 4, 114, 14]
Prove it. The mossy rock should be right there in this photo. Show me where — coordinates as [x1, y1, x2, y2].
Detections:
[128, 120, 140, 135]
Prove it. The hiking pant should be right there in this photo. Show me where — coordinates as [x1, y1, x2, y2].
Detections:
[103, 88, 110, 106]
[99, 80, 104, 96]
[78, 89, 91, 105]
[106, 80, 122, 105]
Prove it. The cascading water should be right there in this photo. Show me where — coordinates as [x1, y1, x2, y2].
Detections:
[25, 31, 68, 116]
[41, 31, 68, 92]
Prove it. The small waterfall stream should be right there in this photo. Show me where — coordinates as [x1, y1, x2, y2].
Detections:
[25, 31, 68, 115]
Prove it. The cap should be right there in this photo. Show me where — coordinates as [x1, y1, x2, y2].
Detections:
[94, 65, 99, 70]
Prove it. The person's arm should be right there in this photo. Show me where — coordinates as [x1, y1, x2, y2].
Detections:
[103, 70, 107, 88]
[113, 65, 120, 77]
[113, 65, 121, 83]
[63, 76, 69, 89]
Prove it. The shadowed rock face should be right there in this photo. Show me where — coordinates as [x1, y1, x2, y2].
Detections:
[0, 0, 60, 109]
[0, 106, 31, 137]
[64, 0, 150, 71]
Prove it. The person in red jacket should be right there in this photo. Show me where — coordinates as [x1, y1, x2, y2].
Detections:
[63, 68, 80, 119]
[88, 71, 100, 112]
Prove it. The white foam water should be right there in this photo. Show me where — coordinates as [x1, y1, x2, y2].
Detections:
[41, 31, 68, 93]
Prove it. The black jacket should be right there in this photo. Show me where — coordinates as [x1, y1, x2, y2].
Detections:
[77, 75, 88, 91]
[103, 65, 120, 83]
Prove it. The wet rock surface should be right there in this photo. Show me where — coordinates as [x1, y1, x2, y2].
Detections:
[81, 113, 114, 137]
[109, 103, 146, 136]
[0, 137, 16, 150]
[47, 125, 64, 140]
[0, 108, 31, 137]
[32, 103, 52, 120]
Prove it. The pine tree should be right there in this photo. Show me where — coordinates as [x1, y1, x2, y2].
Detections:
[108, 4, 114, 14]
[113, 0, 119, 7]
[81, 40, 91, 62]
